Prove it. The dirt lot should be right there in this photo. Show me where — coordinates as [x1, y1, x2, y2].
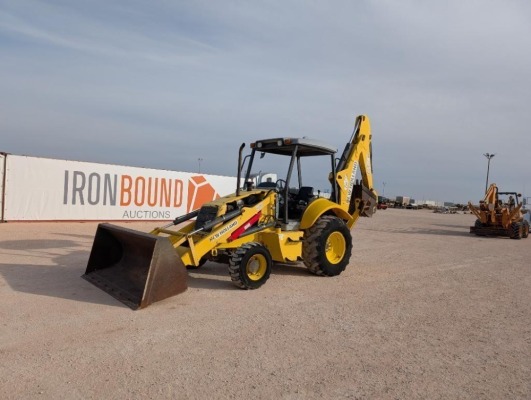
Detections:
[0, 209, 529, 399]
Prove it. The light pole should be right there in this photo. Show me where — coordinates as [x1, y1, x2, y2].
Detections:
[382, 182, 386, 197]
[198, 157, 203, 173]
[483, 153, 495, 193]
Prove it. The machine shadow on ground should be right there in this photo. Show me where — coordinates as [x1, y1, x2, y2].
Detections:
[432, 223, 471, 229]
[0, 239, 124, 308]
[187, 261, 313, 291]
[0, 238, 317, 304]
[387, 226, 472, 237]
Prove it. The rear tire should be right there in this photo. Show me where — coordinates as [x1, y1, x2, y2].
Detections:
[510, 222, 522, 240]
[522, 220, 529, 239]
[302, 216, 352, 276]
[229, 243, 272, 289]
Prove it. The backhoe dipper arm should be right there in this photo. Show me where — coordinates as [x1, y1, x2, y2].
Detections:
[334, 115, 376, 210]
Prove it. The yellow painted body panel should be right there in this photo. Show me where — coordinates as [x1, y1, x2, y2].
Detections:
[257, 230, 303, 262]
[299, 198, 353, 229]
[154, 190, 278, 267]
[212, 228, 303, 263]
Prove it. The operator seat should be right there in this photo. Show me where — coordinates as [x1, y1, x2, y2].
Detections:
[295, 186, 315, 204]
[287, 186, 315, 219]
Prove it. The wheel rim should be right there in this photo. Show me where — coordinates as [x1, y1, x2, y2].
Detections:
[325, 232, 346, 264]
[246, 254, 267, 281]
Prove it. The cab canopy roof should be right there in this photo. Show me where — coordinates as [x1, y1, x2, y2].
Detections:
[251, 137, 337, 156]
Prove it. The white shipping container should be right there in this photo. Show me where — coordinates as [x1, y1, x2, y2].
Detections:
[1, 153, 237, 222]
[0, 153, 5, 221]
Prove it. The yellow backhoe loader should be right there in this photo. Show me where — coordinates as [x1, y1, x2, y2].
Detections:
[468, 183, 529, 239]
[83, 115, 378, 309]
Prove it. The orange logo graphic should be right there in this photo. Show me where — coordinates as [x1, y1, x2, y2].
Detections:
[187, 175, 220, 212]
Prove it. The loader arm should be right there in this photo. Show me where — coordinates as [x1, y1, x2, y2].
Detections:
[333, 115, 377, 226]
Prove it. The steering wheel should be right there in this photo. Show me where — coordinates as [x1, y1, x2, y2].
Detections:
[275, 179, 286, 192]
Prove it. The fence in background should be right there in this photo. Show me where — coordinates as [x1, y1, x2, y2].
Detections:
[0, 152, 236, 222]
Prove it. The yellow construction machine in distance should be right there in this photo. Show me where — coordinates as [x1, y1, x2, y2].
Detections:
[468, 183, 530, 239]
[83, 115, 378, 309]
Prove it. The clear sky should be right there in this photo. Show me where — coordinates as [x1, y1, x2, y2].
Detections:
[1, 0, 530, 204]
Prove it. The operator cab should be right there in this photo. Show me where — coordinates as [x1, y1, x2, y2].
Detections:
[243, 137, 338, 227]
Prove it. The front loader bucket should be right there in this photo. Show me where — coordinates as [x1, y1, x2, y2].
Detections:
[83, 223, 187, 310]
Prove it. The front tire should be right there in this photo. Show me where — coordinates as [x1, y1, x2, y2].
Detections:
[473, 219, 487, 236]
[302, 216, 353, 276]
[229, 243, 272, 289]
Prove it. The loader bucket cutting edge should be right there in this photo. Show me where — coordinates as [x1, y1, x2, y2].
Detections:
[83, 223, 187, 310]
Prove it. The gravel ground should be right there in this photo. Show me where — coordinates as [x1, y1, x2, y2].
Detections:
[0, 209, 530, 399]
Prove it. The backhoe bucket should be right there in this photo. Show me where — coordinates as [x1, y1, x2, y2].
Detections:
[83, 223, 187, 310]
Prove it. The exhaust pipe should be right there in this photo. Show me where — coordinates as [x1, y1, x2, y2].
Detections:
[236, 143, 245, 197]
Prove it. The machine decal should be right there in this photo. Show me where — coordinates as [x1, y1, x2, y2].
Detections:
[209, 219, 238, 242]
[346, 161, 359, 202]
